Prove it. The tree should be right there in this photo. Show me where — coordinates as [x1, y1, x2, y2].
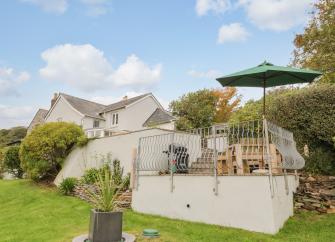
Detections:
[170, 88, 240, 130]
[3, 146, 23, 178]
[0, 126, 27, 148]
[293, 0, 335, 83]
[19, 122, 86, 181]
[230, 87, 295, 122]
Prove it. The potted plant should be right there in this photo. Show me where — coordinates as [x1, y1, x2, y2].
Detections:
[86, 166, 122, 242]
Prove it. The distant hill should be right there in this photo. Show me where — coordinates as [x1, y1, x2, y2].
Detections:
[0, 127, 27, 147]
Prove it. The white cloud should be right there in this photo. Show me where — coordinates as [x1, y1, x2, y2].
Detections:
[195, 0, 231, 16]
[39, 44, 162, 92]
[112, 55, 162, 87]
[188, 69, 222, 79]
[21, 0, 68, 14]
[20, 0, 111, 15]
[0, 104, 34, 128]
[238, 0, 314, 31]
[217, 23, 249, 44]
[80, 0, 111, 16]
[0, 67, 30, 96]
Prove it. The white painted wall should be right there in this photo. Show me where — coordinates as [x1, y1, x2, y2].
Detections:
[132, 175, 298, 234]
[156, 121, 175, 130]
[105, 96, 161, 131]
[54, 128, 173, 185]
[82, 117, 106, 131]
[46, 96, 84, 126]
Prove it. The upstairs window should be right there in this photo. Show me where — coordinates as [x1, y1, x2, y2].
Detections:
[112, 113, 119, 126]
[93, 120, 100, 128]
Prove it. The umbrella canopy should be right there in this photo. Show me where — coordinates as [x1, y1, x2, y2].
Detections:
[216, 61, 322, 115]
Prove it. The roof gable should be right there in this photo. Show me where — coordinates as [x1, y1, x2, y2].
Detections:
[28, 108, 48, 131]
[60, 93, 106, 119]
[101, 93, 151, 113]
[143, 108, 175, 127]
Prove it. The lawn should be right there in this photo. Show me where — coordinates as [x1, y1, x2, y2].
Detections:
[0, 180, 334, 242]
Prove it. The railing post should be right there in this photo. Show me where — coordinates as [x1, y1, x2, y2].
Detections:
[284, 169, 289, 195]
[135, 138, 142, 191]
[213, 125, 219, 195]
[170, 132, 175, 193]
[263, 118, 274, 197]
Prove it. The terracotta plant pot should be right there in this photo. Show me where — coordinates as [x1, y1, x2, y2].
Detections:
[88, 209, 123, 242]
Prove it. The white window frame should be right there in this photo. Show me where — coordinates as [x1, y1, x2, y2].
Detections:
[93, 120, 100, 128]
[111, 113, 119, 127]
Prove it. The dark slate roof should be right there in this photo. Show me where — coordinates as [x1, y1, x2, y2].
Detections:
[101, 93, 151, 113]
[27, 108, 48, 133]
[60, 93, 106, 120]
[143, 108, 175, 127]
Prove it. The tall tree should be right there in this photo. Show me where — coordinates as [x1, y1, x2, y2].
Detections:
[170, 88, 240, 130]
[293, 0, 335, 83]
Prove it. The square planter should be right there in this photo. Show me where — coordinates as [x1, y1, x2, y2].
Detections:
[88, 209, 123, 242]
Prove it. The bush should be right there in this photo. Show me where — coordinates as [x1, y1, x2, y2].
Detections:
[3, 146, 23, 178]
[19, 122, 86, 181]
[81, 155, 130, 190]
[59, 177, 78, 195]
[82, 168, 100, 184]
[267, 84, 335, 174]
[304, 148, 335, 175]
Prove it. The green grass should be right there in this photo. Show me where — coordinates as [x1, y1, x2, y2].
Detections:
[0, 180, 334, 242]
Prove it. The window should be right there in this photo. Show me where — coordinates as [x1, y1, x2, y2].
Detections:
[111, 113, 119, 126]
[93, 120, 100, 128]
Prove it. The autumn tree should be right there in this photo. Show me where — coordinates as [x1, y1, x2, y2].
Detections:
[170, 88, 240, 130]
[292, 0, 335, 83]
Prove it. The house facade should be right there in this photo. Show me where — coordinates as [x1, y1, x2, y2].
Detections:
[29, 92, 175, 137]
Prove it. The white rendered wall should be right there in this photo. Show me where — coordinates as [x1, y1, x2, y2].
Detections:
[156, 121, 175, 130]
[54, 128, 172, 185]
[46, 96, 84, 126]
[105, 96, 161, 131]
[132, 175, 298, 234]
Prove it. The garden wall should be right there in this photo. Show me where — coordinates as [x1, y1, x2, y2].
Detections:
[54, 128, 173, 185]
[132, 174, 298, 234]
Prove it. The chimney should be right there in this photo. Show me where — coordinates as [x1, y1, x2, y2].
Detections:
[51, 93, 58, 108]
[123, 95, 128, 100]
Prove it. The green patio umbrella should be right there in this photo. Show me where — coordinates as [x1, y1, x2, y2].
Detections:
[216, 61, 322, 115]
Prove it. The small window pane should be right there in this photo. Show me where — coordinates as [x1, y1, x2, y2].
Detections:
[93, 120, 99, 128]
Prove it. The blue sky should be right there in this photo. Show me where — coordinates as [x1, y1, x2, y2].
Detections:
[0, 0, 315, 128]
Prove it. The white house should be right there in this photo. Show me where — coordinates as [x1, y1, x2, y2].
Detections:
[29, 92, 175, 137]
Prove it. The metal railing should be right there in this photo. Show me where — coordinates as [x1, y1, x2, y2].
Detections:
[135, 119, 304, 194]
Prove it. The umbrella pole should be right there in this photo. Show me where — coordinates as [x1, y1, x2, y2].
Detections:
[263, 78, 266, 116]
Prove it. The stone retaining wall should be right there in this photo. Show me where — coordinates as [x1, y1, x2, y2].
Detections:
[294, 175, 335, 214]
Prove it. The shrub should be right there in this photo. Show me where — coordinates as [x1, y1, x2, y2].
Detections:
[59, 177, 78, 195]
[267, 84, 335, 174]
[81, 155, 130, 190]
[3, 146, 23, 178]
[304, 148, 335, 175]
[82, 168, 100, 184]
[111, 159, 124, 186]
[19, 122, 86, 181]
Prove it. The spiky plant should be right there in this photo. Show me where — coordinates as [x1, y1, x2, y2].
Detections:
[85, 167, 119, 212]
